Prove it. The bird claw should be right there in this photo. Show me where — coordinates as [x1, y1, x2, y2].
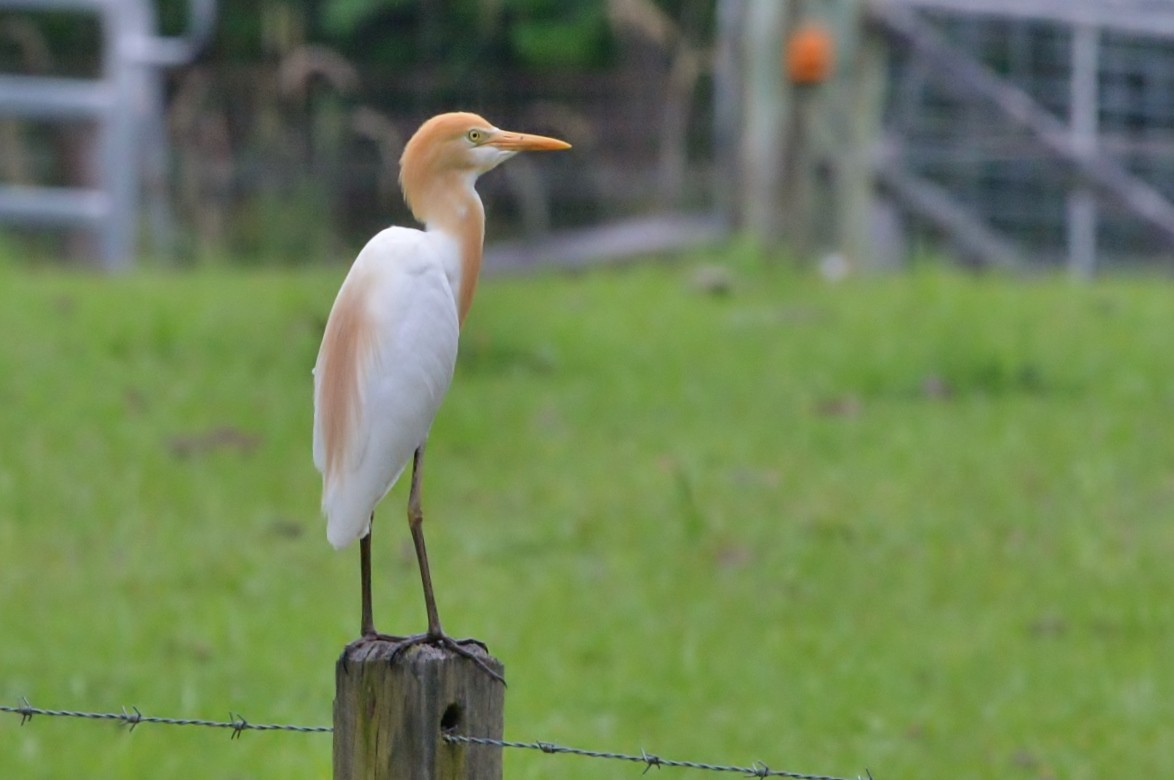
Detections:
[387, 632, 504, 685]
[340, 631, 413, 671]
[446, 635, 489, 653]
[364, 631, 412, 644]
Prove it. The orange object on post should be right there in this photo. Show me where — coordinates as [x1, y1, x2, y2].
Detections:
[785, 23, 835, 84]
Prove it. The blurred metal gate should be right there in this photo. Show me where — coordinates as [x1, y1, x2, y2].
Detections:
[0, 0, 214, 270]
[874, 0, 1174, 272]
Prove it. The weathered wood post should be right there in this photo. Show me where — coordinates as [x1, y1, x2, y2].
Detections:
[830, 0, 887, 270]
[738, 0, 791, 249]
[334, 642, 505, 780]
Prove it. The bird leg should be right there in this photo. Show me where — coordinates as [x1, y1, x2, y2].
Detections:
[360, 526, 375, 636]
[348, 519, 407, 648]
[409, 446, 444, 636]
[389, 444, 504, 684]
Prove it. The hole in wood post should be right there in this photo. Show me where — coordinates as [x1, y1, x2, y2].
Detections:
[440, 702, 463, 734]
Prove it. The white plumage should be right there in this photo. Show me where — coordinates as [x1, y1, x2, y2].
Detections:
[313, 227, 461, 548]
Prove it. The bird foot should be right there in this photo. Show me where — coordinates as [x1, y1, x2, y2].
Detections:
[338, 631, 412, 670]
[388, 632, 504, 685]
[359, 630, 412, 645]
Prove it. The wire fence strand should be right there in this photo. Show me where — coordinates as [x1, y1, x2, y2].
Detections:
[2, 698, 870, 779]
[442, 734, 870, 780]
[0, 700, 331, 738]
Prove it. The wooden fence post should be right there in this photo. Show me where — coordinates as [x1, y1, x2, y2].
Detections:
[333, 642, 505, 780]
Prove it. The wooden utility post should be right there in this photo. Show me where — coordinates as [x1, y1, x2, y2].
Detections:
[785, 0, 885, 268]
[334, 642, 505, 780]
[739, 0, 791, 248]
[1067, 22, 1099, 278]
[831, 0, 887, 269]
[720, 0, 883, 266]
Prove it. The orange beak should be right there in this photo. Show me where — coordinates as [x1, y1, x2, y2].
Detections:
[486, 130, 572, 151]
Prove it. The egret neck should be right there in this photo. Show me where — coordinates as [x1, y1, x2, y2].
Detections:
[410, 170, 485, 327]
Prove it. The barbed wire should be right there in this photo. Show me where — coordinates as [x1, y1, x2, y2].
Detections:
[0, 699, 331, 738]
[1, 698, 871, 779]
[443, 734, 871, 780]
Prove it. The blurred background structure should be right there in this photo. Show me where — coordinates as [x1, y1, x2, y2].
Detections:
[0, 0, 1172, 272]
[880, 0, 1174, 273]
[0, 0, 213, 270]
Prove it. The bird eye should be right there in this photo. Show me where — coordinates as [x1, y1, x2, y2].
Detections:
[467, 129, 484, 144]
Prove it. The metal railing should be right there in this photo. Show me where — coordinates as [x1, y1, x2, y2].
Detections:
[0, 0, 214, 269]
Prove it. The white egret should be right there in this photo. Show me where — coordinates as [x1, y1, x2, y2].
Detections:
[313, 112, 570, 680]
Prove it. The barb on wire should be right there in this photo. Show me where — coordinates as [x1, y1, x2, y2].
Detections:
[0, 698, 331, 736]
[443, 733, 871, 780]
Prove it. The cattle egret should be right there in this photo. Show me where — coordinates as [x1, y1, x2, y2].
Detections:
[313, 112, 570, 681]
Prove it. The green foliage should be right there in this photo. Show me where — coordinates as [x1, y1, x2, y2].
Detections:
[227, 184, 344, 267]
[506, 2, 612, 69]
[0, 0, 626, 68]
[0, 256, 1172, 778]
[313, 0, 612, 69]
[320, 0, 413, 40]
[0, 9, 101, 76]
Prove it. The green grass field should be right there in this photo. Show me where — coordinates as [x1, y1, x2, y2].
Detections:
[0, 252, 1171, 779]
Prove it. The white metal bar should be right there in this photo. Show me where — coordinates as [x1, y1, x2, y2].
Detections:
[0, 76, 112, 119]
[0, 0, 109, 8]
[96, 0, 149, 270]
[0, 187, 109, 225]
[879, 0, 1174, 39]
[1067, 22, 1099, 277]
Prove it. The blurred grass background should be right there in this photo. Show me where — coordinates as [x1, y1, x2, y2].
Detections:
[0, 249, 1172, 778]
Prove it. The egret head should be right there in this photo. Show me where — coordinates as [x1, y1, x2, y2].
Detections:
[399, 112, 570, 222]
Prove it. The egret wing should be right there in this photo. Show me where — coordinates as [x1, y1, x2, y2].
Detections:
[313, 228, 461, 548]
